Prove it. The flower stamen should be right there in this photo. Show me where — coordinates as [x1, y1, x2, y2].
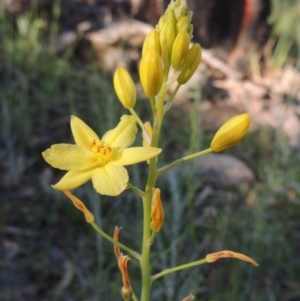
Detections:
[90, 140, 114, 166]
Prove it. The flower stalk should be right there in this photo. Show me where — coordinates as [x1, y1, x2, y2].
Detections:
[41, 1, 256, 301]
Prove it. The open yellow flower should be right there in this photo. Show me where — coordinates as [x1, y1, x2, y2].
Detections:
[42, 115, 162, 196]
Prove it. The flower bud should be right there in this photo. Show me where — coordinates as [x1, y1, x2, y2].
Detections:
[139, 51, 164, 98]
[176, 15, 190, 32]
[142, 28, 161, 57]
[142, 121, 153, 147]
[210, 113, 251, 152]
[171, 30, 190, 70]
[177, 43, 202, 84]
[150, 188, 164, 232]
[159, 19, 176, 64]
[113, 67, 136, 109]
[167, 0, 189, 21]
[157, 14, 166, 31]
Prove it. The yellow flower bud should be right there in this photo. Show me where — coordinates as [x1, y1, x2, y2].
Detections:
[157, 15, 166, 31]
[113, 67, 136, 109]
[165, 9, 176, 25]
[210, 113, 251, 152]
[150, 188, 164, 232]
[159, 20, 177, 64]
[139, 51, 164, 98]
[177, 43, 202, 84]
[176, 15, 190, 32]
[142, 121, 152, 147]
[171, 30, 190, 70]
[142, 29, 161, 57]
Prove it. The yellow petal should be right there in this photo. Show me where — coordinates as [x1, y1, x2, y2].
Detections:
[117, 147, 162, 166]
[91, 164, 129, 196]
[71, 115, 101, 149]
[52, 170, 92, 190]
[42, 144, 96, 171]
[102, 115, 137, 148]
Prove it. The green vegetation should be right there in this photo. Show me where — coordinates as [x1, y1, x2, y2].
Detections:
[1, 1, 300, 301]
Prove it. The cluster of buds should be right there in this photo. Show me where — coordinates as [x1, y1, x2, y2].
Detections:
[140, 0, 202, 99]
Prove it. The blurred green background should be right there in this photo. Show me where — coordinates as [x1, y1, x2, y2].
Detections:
[1, 0, 300, 300]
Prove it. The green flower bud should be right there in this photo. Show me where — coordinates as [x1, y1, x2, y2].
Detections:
[177, 43, 202, 84]
[113, 67, 136, 109]
[171, 30, 190, 70]
[210, 113, 251, 152]
[173, 0, 189, 20]
[139, 51, 164, 98]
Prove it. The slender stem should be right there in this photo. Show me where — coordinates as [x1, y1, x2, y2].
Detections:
[90, 222, 141, 261]
[156, 148, 212, 177]
[127, 183, 145, 198]
[140, 141, 159, 301]
[130, 108, 145, 131]
[151, 258, 208, 281]
[131, 290, 139, 301]
[140, 82, 167, 301]
[164, 82, 181, 113]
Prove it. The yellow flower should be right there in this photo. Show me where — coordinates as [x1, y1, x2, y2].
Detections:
[42, 115, 161, 196]
[210, 113, 251, 152]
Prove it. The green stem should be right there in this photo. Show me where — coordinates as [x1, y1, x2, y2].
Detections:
[151, 258, 208, 281]
[140, 145, 159, 301]
[130, 108, 146, 131]
[140, 85, 167, 301]
[90, 222, 141, 261]
[164, 82, 181, 113]
[127, 183, 145, 198]
[156, 148, 212, 177]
